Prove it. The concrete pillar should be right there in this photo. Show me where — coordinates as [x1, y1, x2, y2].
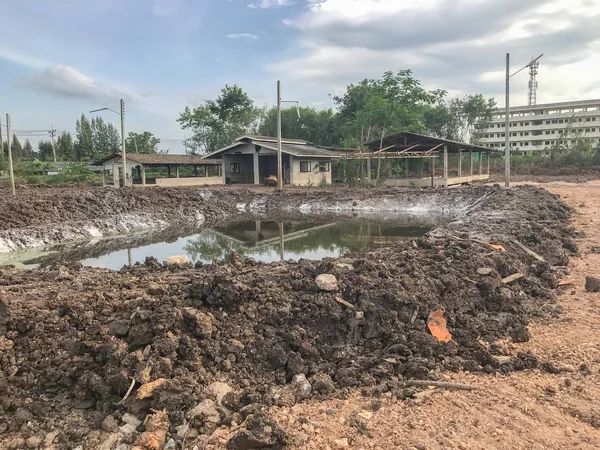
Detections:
[176, 166, 180, 178]
[443, 145, 448, 187]
[167, 166, 171, 178]
[102, 166, 106, 187]
[430, 156, 435, 188]
[469, 150, 473, 177]
[141, 165, 146, 186]
[253, 151, 260, 185]
[457, 149, 462, 178]
[479, 152, 483, 175]
[405, 158, 409, 178]
[112, 163, 119, 188]
[255, 220, 261, 233]
[487, 152, 490, 175]
[367, 157, 371, 183]
[289, 155, 294, 185]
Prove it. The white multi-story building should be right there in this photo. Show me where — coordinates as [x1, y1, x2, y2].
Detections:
[480, 99, 600, 152]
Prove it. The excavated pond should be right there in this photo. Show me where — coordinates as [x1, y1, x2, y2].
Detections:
[5, 216, 439, 270]
[0, 185, 578, 450]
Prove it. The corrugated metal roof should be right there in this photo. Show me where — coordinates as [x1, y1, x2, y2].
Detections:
[95, 154, 221, 166]
[203, 136, 344, 159]
[366, 132, 497, 153]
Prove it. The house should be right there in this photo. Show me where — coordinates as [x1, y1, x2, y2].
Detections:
[202, 136, 344, 186]
[95, 153, 222, 188]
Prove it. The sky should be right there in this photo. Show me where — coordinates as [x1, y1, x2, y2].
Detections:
[1, 0, 599, 154]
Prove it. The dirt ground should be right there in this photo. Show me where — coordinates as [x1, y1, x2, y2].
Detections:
[268, 181, 600, 450]
[0, 183, 597, 449]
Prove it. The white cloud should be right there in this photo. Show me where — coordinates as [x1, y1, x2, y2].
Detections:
[271, 0, 600, 105]
[226, 33, 259, 41]
[0, 46, 47, 69]
[23, 65, 136, 103]
[248, 0, 293, 9]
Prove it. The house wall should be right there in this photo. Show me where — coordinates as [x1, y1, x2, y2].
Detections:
[223, 154, 254, 184]
[154, 176, 222, 187]
[291, 158, 332, 186]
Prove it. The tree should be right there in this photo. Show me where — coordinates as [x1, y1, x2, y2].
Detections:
[56, 132, 75, 160]
[257, 107, 341, 146]
[11, 135, 23, 159]
[126, 132, 165, 154]
[38, 140, 55, 161]
[106, 124, 121, 154]
[23, 139, 36, 159]
[75, 114, 94, 160]
[424, 94, 497, 144]
[177, 85, 261, 154]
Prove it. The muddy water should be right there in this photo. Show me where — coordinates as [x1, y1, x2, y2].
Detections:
[9, 215, 439, 270]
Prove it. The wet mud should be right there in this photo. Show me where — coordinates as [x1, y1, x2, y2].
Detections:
[0, 185, 577, 449]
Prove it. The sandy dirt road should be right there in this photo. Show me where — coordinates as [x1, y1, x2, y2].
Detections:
[266, 181, 600, 450]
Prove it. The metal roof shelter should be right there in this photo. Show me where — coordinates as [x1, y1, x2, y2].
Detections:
[95, 153, 222, 188]
[203, 136, 345, 159]
[354, 132, 498, 187]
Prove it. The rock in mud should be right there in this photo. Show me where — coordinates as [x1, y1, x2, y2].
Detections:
[315, 274, 338, 291]
[477, 267, 493, 276]
[292, 374, 312, 401]
[227, 412, 286, 450]
[166, 254, 191, 265]
[585, 276, 600, 292]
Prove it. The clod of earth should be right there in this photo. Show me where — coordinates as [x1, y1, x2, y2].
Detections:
[0, 186, 577, 449]
[427, 310, 452, 343]
[315, 273, 338, 291]
[585, 276, 600, 292]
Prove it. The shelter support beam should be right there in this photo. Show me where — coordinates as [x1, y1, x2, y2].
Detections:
[253, 151, 260, 185]
[479, 152, 482, 175]
[430, 156, 435, 188]
[469, 150, 473, 177]
[443, 145, 448, 187]
[458, 149, 462, 178]
[141, 165, 146, 186]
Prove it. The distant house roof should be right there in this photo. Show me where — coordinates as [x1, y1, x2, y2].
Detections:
[365, 132, 497, 153]
[203, 136, 345, 159]
[94, 153, 222, 166]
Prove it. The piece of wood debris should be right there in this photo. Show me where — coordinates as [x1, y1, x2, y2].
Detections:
[116, 377, 136, 405]
[335, 296, 356, 310]
[502, 273, 524, 284]
[136, 378, 169, 400]
[132, 409, 169, 450]
[404, 380, 477, 391]
[513, 240, 545, 262]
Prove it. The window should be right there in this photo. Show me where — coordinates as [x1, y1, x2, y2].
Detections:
[586, 118, 591, 122]
[318, 161, 330, 173]
[546, 120, 551, 124]
[593, 118, 597, 121]
[230, 163, 240, 174]
[545, 141, 550, 145]
[512, 132, 517, 137]
[300, 161, 311, 172]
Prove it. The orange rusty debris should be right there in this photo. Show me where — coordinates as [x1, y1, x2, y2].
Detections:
[490, 244, 507, 252]
[427, 309, 452, 343]
[558, 280, 573, 286]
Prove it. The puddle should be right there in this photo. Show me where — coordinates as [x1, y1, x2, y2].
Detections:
[3, 216, 440, 270]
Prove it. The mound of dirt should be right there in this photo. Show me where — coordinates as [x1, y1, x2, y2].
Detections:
[0, 186, 576, 449]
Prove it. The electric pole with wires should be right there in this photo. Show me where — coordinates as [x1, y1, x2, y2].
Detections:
[48, 124, 57, 162]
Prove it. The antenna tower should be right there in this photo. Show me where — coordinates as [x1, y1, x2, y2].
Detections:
[527, 58, 539, 106]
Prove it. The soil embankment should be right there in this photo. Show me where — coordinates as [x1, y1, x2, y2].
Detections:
[0, 185, 577, 449]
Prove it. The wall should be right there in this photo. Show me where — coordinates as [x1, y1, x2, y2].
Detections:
[223, 150, 254, 184]
[291, 158, 333, 186]
[153, 176, 222, 187]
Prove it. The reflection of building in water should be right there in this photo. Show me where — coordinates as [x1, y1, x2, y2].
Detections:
[184, 220, 432, 263]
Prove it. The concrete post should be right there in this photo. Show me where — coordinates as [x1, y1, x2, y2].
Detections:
[443, 145, 448, 187]
[367, 157, 371, 183]
[289, 155, 294, 185]
[405, 158, 409, 178]
[479, 152, 482, 175]
[222, 156, 227, 184]
[113, 163, 119, 188]
[430, 156, 435, 188]
[487, 152, 490, 175]
[141, 165, 146, 186]
[176, 166, 180, 178]
[253, 151, 260, 185]
[469, 150, 473, 177]
[457, 149, 462, 178]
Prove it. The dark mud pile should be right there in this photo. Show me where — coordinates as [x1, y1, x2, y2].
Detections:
[0, 186, 576, 449]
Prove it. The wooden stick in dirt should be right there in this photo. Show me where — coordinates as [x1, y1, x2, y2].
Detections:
[335, 296, 356, 310]
[512, 240, 545, 262]
[404, 380, 478, 391]
[502, 273, 524, 284]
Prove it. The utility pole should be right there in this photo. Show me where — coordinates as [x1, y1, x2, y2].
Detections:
[120, 99, 127, 188]
[48, 124, 57, 162]
[277, 81, 283, 190]
[6, 114, 15, 196]
[505, 53, 510, 188]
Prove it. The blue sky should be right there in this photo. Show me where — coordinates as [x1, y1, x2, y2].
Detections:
[1, 0, 599, 153]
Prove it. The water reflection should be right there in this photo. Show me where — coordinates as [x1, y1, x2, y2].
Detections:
[13, 217, 435, 270]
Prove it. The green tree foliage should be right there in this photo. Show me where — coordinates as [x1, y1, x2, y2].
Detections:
[11, 135, 23, 159]
[75, 114, 94, 160]
[333, 70, 446, 148]
[56, 132, 75, 160]
[257, 107, 341, 146]
[177, 85, 261, 154]
[22, 139, 36, 159]
[126, 131, 165, 154]
[424, 94, 497, 144]
[38, 140, 55, 161]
